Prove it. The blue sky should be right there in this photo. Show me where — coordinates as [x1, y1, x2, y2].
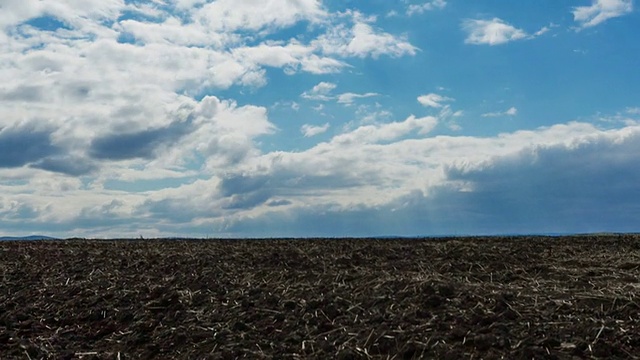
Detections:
[1, 0, 639, 238]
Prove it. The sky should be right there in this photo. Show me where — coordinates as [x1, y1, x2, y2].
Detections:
[1, 0, 639, 238]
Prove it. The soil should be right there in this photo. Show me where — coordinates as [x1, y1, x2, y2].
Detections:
[1, 235, 640, 359]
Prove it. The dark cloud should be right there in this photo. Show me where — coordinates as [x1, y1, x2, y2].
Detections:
[30, 155, 96, 176]
[221, 132, 640, 236]
[89, 120, 192, 160]
[0, 85, 44, 102]
[266, 199, 292, 207]
[433, 133, 640, 233]
[215, 175, 272, 209]
[218, 169, 371, 199]
[223, 191, 271, 210]
[0, 124, 97, 176]
[219, 203, 414, 237]
[1, 202, 40, 220]
[218, 174, 270, 196]
[76, 200, 128, 225]
[0, 125, 60, 168]
[138, 198, 221, 224]
[0, 199, 155, 237]
[63, 82, 91, 100]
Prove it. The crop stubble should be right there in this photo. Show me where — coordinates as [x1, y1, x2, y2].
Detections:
[1, 235, 640, 359]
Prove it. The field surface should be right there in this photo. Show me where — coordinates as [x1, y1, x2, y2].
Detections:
[1, 236, 640, 359]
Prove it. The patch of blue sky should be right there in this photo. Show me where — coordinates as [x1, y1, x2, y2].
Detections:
[9, 16, 69, 47]
[116, 31, 138, 45]
[24, 16, 72, 32]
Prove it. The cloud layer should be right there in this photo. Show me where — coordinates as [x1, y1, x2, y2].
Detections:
[0, 1, 638, 237]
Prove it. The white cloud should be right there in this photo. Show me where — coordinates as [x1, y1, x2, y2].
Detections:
[597, 108, 640, 126]
[0, 0, 125, 30]
[573, 0, 633, 29]
[407, 0, 447, 16]
[193, 0, 326, 32]
[301, 84, 378, 105]
[534, 26, 551, 36]
[180, 98, 277, 176]
[386, 10, 400, 18]
[314, 12, 417, 58]
[301, 123, 330, 137]
[331, 115, 438, 144]
[462, 18, 528, 45]
[482, 107, 518, 117]
[351, 109, 394, 128]
[232, 41, 348, 75]
[301, 82, 337, 101]
[417, 93, 454, 108]
[337, 92, 379, 105]
[116, 17, 235, 48]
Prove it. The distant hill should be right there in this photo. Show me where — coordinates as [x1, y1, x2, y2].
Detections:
[0, 235, 59, 241]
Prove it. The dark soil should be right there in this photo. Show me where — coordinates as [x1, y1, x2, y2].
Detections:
[1, 235, 640, 359]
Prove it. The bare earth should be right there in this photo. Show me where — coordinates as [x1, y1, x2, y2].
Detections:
[1, 235, 640, 359]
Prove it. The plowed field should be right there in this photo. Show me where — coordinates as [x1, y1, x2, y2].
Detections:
[1, 236, 640, 359]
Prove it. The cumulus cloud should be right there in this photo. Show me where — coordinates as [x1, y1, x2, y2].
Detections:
[301, 123, 330, 137]
[433, 131, 640, 234]
[0, 0, 125, 31]
[192, 0, 326, 33]
[482, 107, 518, 118]
[534, 26, 551, 36]
[407, 0, 447, 16]
[218, 122, 640, 237]
[89, 120, 193, 161]
[301, 82, 337, 101]
[184, 96, 276, 170]
[302, 83, 378, 105]
[3, 111, 640, 238]
[314, 11, 417, 58]
[417, 93, 454, 108]
[0, 124, 60, 168]
[573, 0, 633, 29]
[331, 115, 438, 145]
[3, 0, 413, 183]
[462, 18, 528, 45]
[337, 92, 379, 105]
[232, 41, 348, 75]
[31, 156, 96, 177]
